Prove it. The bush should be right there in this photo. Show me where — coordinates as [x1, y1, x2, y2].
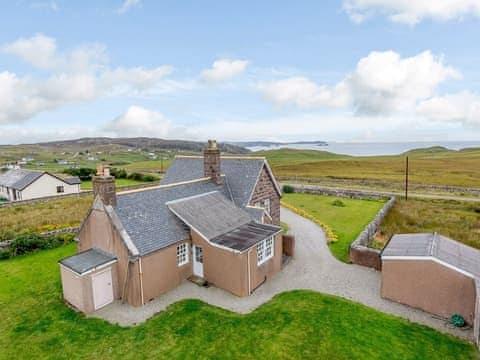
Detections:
[331, 199, 346, 207]
[127, 172, 144, 181]
[283, 185, 294, 194]
[5, 233, 75, 258]
[111, 168, 128, 179]
[0, 248, 11, 259]
[451, 314, 465, 327]
[142, 174, 159, 182]
[63, 167, 96, 181]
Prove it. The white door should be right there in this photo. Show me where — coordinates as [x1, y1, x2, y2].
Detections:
[193, 245, 204, 277]
[92, 268, 114, 310]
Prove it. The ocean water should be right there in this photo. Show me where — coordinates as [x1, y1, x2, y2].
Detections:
[247, 141, 480, 157]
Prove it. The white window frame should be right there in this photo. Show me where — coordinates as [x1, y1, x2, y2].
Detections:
[257, 236, 274, 265]
[264, 198, 271, 215]
[177, 243, 189, 266]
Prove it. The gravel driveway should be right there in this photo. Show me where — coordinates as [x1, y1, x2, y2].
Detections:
[91, 207, 473, 341]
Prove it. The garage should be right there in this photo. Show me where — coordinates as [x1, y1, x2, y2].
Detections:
[381, 233, 480, 335]
[59, 248, 119, 314]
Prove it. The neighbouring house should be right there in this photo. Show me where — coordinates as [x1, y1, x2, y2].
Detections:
[0, 169, 81, 201]
[59, 140, 286, 314]
[381, 233, 480, 344]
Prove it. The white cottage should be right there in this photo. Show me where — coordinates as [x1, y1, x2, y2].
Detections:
[0, 169, 81, 201]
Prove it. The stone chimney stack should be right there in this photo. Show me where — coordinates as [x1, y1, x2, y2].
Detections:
[92, 164, 117, 207]
[204, 140, 221, 185]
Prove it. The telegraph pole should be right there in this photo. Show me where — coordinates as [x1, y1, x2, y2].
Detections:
[405, 156, 409, 201]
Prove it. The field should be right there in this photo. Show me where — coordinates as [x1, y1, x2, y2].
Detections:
[0, 196, 92, 241]
[282, 193, 385, 262]
[254, 147, 480, 189]
[375, 198, 480, 250]
[0, 244, 475, 359]
[80, 178, 150, 190]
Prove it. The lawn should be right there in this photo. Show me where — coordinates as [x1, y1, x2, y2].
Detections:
[0, 196, 92, 241]
[376, 198, 480, 250]
[282, 193, 385, 262]
[0, 245, 476, 359]
[80, 178, 150, 190]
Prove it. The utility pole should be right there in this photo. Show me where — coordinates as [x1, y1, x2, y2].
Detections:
[160, 156, 164, 173]
[405, 156, 409, 201]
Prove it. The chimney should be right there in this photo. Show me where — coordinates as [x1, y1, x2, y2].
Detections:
[204, 140, 221, 185]
[92, 164, 117, 206]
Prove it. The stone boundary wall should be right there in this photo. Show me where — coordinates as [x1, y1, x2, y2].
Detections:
[0, 226, 79, 249]
[286, 183, 388, 200]
[0, 181, 160, 208]
[279, 176, 480, 196]
[349, 197, 396, 270]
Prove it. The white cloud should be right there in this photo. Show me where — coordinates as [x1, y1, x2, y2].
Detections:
[0, 34, 173, 124]
[103, 106, 174, 137]
[416, 91, 480, 126]
[259, 50, 460, 115]
[201, 59, 250, 82]
[117, 0, 141, 14]
[343, 0, 480, 25]
[30, 1, 59, 12]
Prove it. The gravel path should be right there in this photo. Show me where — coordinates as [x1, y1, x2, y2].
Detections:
[91, 207, 473, 341]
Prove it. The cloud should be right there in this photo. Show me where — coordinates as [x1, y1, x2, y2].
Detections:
[0, 34, 173, 124]
[259, 50, 460, 115]
[117, 0, 141, 14]
[103, 106, 174, 137]
[343, 0, 480, 25]
[416, 91, 480, 126]
[201, 59, 250, 82]
[30, 1, 59, 12]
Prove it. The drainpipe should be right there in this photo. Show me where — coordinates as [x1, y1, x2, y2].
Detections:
[138, 258, 145, 306]
[247, 248, 252, 295]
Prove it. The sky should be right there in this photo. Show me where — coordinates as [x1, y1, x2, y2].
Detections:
[0, 0, 480, 144]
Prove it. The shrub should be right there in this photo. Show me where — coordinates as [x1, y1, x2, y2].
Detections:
[127, 172, 144, 181]
[331, 199, 346, 207]
[111, 168, 128, 179]
[63, 167, 96, 181]
[0, 248, 11, 260]
[7, 233, 75, 257]
[142, 174, 159, 182]
[451, 314, 465, 327]
[283, 185, 294, 194]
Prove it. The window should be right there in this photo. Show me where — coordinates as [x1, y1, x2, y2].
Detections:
[264, 198, 271, 214]
[177, 243, 189, 266]
[254, 202, 261, 208]
[57, 186, 65, 193]
[257, 236, 274, 265]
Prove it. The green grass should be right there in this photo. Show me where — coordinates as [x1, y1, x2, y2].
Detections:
[0, 245, 475, 359]
[282, 193, 385, 262]
[254, 147, 480, 188]
[80, 178, 150, 190]
[376, 198, 480, 250]
[280, 221, 289, 234]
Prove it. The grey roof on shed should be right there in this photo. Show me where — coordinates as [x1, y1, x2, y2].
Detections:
[161, 156, 266, 207]
[167, 191, 253, 240]
[211, 221, 281, 252]
[59, 248, 117, 275]
[114, 180, 230, 256]
[0, 169, 43, 190]
[64, 176, 81, 185]
[382, 233, 480, 278]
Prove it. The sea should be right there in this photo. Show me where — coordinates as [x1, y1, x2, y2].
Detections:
[247, 141, 480, 157]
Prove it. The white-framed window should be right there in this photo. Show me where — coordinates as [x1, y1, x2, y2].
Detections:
[257, 236, 274, 265]
[254, 202, 261, 208]
[264, 198, 271, 214]
[57, 185, 65, 193]
[177, 243, 189, 266]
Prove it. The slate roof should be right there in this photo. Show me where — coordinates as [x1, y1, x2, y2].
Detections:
[161, 156, 267, 207]
[382, 233, 480, 278]
[60, 248, 117, 275]
[114, 180, 231, 256]
[0, 169, 43, 190]
[167, 191, 253, 240]
[64, 177, 81, 185]
[211, 221, 281, 252]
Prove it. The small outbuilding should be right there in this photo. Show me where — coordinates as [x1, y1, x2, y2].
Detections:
[59, 248, 119, 313]
[381, 233, 480, 338]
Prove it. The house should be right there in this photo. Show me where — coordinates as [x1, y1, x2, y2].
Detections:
[59, 140, 285, 314]
[0, 169, 81, 201]
[381, 233, 480, 343]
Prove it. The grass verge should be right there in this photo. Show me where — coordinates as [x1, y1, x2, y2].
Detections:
[0, 244, 476, 359]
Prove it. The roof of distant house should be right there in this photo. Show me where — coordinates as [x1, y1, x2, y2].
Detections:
[0, 169, 82, 190]
[382, 233, 480, 279]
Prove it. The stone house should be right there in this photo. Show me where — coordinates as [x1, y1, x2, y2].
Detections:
[59, 140, 285, 314]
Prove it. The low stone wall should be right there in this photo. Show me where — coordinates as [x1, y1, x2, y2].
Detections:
[286, 183, 389, 200]
[349, 197, 396, 270]
[0, 226, 79, 249]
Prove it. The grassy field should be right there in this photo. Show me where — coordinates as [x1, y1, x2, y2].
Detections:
[0, 244, 475, 359]
[0, 196, 92, 241]
[255, 147, 480, 189]
[282, 193, 385, 262]
[80, 178, 150, 190]
[375, 198, 480, 250]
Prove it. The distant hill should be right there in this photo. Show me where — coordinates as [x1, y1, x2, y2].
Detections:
[32, 137, 249, 154]
[228, 140, 328, 148]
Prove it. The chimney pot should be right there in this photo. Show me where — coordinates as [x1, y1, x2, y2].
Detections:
[93, 163, 116, 206]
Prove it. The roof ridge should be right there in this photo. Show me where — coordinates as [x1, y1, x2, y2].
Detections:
[174, 155, 265, 160]
[117, 177, 211, 196]
[165, 190, 220, 205]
